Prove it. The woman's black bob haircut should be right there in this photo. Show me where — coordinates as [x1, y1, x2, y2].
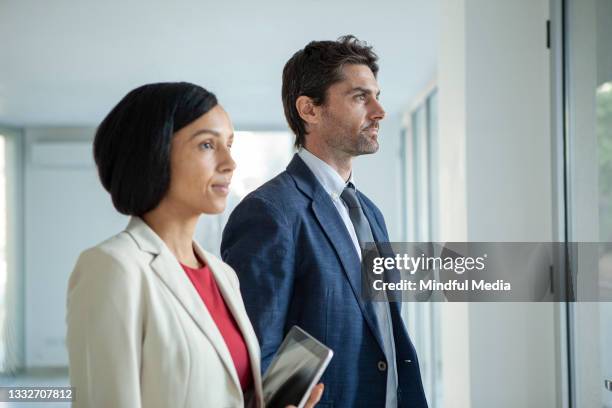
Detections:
[93, 82, 218, 216]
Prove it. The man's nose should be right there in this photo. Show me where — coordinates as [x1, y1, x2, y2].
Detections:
[370, 98, 386, 121]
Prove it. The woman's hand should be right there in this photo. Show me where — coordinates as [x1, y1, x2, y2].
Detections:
[285, 383, 324, 408]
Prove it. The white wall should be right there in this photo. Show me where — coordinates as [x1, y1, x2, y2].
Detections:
[438, 0, 557, 407]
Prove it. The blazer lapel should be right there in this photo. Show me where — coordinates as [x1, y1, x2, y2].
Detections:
[194, 244, 264, 407]
[125, 217, 242, 395]
[287, 155, 387, 355]
[360, 201, 405, 315]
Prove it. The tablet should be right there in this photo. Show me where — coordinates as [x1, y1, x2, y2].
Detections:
[262, 326, 333, 408]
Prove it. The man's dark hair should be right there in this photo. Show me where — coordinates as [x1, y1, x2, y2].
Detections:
[281, 35, 379, 148]
[93, 82, 218, 216]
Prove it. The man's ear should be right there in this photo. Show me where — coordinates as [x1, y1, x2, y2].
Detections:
[296, 96, 320, 126]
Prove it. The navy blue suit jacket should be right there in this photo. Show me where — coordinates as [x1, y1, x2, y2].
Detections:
[221, 154, 428, 408]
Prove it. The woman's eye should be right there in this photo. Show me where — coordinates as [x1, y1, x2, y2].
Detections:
[200, 142, 213, 150]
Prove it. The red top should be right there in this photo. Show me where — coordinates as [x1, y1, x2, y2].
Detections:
[181, 262, 253, 391]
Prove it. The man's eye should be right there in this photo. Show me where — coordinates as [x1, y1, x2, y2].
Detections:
[356, 94, 367, 101]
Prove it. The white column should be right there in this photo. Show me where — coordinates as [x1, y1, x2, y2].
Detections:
[437, 0, 556, 406]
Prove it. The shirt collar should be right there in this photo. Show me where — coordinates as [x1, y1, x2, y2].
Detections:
[298, 148, 355, 198]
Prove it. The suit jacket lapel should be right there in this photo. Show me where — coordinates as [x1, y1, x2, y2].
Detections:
[149, 248, 243, 395]
[311, 190, 362, 287]
[360, 201, 405, 316]
[194, 244, 264, 407]
[359, 200, 384, 244]
[287, 155, 387, 354]
[125, 217, 243, 396]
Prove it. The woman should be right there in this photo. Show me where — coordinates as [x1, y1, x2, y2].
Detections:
[66, 82, 323, 407]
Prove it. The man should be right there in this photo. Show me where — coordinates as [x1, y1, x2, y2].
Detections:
[221, 36, 428, 408]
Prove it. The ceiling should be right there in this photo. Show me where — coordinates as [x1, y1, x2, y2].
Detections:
[0, 0, 438, 128]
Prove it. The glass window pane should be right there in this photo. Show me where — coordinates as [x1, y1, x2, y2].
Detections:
[195, 131, 294, 255]
[0, 135, 6, 371]
[565, 0, 612, 405]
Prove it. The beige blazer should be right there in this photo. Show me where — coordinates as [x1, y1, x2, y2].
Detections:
[66, 217, 264, 408]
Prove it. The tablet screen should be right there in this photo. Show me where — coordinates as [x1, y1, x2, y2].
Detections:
[262, 327, 332, 408]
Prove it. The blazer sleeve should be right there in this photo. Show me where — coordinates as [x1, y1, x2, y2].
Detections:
[66, 247, 144, 408]
[221, 195, 294, 372]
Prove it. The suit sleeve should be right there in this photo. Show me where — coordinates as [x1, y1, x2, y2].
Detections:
[66, 248, 143, 408]
[221, 195, 295, 372]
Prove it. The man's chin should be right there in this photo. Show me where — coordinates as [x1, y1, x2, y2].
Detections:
[355, 140, 379, 155]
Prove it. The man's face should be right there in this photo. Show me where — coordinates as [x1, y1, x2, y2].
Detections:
[318, 64, 386, 156]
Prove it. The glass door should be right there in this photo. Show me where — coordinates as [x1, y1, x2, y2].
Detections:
[400, 87, 442, 407]
[563, 0, 612, 406]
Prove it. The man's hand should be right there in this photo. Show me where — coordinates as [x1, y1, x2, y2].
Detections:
[285, 383, 324, 408]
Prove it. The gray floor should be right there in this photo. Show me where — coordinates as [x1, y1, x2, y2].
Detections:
[0, 369, 70, 407]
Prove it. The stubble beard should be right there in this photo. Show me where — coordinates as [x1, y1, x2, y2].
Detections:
[355, 130, 379, 155]
[322, 111, 380, 157]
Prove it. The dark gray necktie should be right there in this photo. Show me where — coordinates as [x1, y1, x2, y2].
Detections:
[340, 182, 398, 408]
[340, 182, 375, 247]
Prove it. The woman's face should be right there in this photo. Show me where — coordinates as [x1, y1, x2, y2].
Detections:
[163, 104, 236, 215]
